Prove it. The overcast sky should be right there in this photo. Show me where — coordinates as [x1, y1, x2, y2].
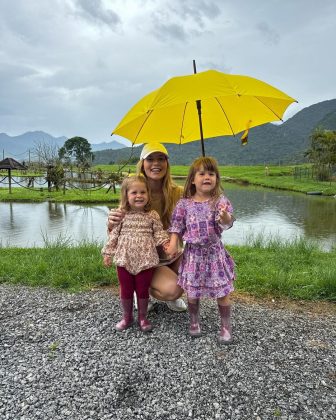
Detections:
[1, 0, 335, 144]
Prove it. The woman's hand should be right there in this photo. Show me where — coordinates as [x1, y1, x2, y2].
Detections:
[103, 255, 112, 267]
[107, 208, 125, 231]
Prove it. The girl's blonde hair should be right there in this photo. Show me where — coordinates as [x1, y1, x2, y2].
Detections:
[119, 175, 151, 212]
[183, 156, 223, 200]
[136, 158, 177, 228]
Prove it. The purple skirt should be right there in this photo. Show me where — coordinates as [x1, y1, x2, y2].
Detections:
[177, 241, 235, 298]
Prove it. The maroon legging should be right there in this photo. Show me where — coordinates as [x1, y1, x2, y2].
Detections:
[117, 266, 154, 299]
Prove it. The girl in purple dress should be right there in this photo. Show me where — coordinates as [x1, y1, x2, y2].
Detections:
[166, 157, 236, 344]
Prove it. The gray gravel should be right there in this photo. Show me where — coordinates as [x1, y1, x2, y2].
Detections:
[0, 284, 335, 420]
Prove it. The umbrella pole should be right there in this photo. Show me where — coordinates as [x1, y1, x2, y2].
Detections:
[196, 100, 205, 157]
[193, 60, 205, 157]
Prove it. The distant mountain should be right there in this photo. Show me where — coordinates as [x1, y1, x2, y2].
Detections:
[0, 131, 126, 160]
[90, 140, 126, 152]
[92, 99, 336, 165]
[0, 131, 67, 160]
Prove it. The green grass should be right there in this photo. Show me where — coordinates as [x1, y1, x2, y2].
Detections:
[231, 236, 336, 301]
[2, 164, 335, 201]
[94, 164, 336, 196]
[0, 240, 117, 292]
[0, 186, 120, 203]
[1, 238, 335, 301]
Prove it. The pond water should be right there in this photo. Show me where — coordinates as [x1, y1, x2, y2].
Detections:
[1, 183, 335, 250]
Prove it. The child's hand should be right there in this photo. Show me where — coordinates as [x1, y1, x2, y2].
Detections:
[165, 243, 178, 259]
[103, 255, 112, 267]
[217, 204, 232, 224]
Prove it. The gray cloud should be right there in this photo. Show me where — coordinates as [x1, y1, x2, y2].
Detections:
[150, 14, 187, 41]
[0, 0, 335, 144]
[76, 0, 121, 27]
[169, 0, 221, 28]
[256, 22, 280, 46]
[149, 0, 221, 42]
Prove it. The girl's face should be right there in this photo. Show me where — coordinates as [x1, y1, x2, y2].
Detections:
[192, 165, 217, 196]
[127, 181, 149, 211]
[142, 152, 168, 181]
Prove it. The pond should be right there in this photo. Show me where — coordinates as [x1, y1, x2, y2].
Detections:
[1, 183, 335, 250]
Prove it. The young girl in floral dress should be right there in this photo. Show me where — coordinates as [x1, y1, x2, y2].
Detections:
[102, 175, 170, 333]
[166, 157, 236, 344]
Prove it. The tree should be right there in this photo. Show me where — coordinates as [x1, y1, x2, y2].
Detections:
[34, 141, 60, 167]
[45, 163, 65, 191]
[59, 136, 93, 168]
[305, 128, 336, 180]
[33, 140, 65, 189]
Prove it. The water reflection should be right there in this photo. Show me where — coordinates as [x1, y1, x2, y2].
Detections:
[0, 183, 335, 249]
[222, 184, 336, 249]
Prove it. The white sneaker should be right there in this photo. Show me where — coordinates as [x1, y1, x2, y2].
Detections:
[166, 298, 187, 312]
[133, 293, 156, 312]
[147, 299, 156, 312]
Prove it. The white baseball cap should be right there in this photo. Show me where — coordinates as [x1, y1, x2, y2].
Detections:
[140, 143, 169, 160]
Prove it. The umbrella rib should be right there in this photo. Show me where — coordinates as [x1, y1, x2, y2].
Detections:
[215, 98, 236, 136]
[132, 110, 154, 145]
[254, 97, 283, 121]
[179, 103, 188, 145]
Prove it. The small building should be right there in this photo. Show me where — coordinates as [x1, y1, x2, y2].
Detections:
[0, 157, 27, 193]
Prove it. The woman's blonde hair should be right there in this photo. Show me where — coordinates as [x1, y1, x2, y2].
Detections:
[136, 158, 177, 228]
[183, 156, 223, 200]
[119, 175, 151, 212]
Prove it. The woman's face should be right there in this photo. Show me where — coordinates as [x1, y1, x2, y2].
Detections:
[142, 152, 168, 181]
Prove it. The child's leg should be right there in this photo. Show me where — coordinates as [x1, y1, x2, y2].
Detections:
[115, 266, 135, 331]
[217, 294, 233, 345]
[134, 268, 154, 332]
[187, 297, 201, 337]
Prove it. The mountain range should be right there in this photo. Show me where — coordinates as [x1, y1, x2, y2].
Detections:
[1, 98, 336, 165]
[0, 132, 125, 161]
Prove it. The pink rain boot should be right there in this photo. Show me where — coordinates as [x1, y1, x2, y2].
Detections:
[188, 300, 202, 337]
[137, 298, 153, 332]
[115, 298, 134, 331]
[217, 304, 233, 345]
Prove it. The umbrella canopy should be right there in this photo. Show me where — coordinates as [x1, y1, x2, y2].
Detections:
[112, 69, 297, 155]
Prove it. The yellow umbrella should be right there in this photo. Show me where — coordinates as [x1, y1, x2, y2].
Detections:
[112, 68, 297, 156]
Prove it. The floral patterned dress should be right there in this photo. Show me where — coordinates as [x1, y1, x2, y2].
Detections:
[169, 195, 236, 298]
[102, 210, 170, 275]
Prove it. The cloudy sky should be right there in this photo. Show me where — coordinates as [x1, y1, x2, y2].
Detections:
[1, 0, 335, 144]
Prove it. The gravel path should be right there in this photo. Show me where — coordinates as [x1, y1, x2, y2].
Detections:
[0, 284, 335, 420]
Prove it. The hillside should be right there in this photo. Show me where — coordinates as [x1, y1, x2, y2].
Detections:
[93, 99, 336, 165]
[0, 132, 126, 160]
[0, 131, 67, 159]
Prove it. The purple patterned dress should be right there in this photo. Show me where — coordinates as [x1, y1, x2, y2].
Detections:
[169, 195, 236, 299]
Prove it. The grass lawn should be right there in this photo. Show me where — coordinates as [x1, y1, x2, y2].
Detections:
[1, 164, 335, 202]
[1, 239, 335, 302]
